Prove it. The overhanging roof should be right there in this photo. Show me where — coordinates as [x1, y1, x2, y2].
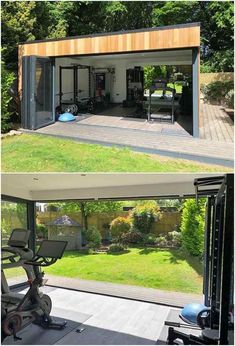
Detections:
[19, 23, 200, 58]
[67, 49, 193, 66]
[2, 173, 221, 202]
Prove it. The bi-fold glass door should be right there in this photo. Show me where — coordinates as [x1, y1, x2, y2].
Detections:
[22, 56, 55, 130]
[1, 200, 28, 287]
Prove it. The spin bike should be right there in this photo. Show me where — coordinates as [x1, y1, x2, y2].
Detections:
[1, 229, 68, 342]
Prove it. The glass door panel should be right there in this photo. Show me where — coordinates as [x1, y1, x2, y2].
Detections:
[22, 56, 54, 130]
[1, 201, 28, 286]
[35, 58, 54, 128]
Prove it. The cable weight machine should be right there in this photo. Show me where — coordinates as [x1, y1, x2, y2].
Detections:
[166, 174, 234, 345]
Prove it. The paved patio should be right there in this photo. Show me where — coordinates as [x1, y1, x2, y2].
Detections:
[31, 119, 234, 167]
[21, 102, 234, 167]
[45, 275, 203, 308]
[7, 275, 202, 308]
[79, 101, 234, 143]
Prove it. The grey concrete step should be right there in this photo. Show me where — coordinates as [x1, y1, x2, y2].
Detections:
[46, 275, 203, 308]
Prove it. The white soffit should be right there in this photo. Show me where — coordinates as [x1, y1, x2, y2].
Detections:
[1, 173, 221, 201]
[65, 49, 193, 66]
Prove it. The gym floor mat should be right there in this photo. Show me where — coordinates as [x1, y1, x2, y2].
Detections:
[3, 313, 91, 345]
[156, 308, 201, 345]
[55, 324, 156, 345]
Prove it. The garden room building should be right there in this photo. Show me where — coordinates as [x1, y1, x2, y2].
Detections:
[19, 23, 200, 137]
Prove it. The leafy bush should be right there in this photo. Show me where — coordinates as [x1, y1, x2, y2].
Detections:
[225, 89, 234, 109]
[36, 223, 48, 239]
[202, 80, 234, 105]
[121, 230, 143, 244]
[108, 243, 125, 253]
[131, 201, 161, 234]
[110, 217, 131, 242]
[166, 231, 182, 247]
[207, 50, 234, 73]
[46, 204, 60, 212]
[155, 235, 168, 247]
[180, 199, 206, 256]
[84, 226, 102, 249]
[144, 66, 167, 89]
[200, 63, 214, 73]
[143, 233, 157, 245]
[1, 62, 15, 133]
[200, 84, 208, 96]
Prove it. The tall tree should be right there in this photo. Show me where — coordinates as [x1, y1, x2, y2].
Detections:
[152, 1, 234, 71]
[198, 1, 234, 71]
[1, 1, 50, 70]
[1, 0, 234, 71]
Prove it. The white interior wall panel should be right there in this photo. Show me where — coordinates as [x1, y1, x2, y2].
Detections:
[111, 61, 126, 103]
[55, 49, 192, 105]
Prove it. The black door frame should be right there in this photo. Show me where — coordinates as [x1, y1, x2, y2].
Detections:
[21, 56, 55, 130]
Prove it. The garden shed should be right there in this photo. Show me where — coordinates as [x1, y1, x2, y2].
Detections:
[47, 215, 82, 250]
[19, 23, 200, 136]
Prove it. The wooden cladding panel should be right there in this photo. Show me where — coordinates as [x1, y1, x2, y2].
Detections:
[20, 26, 200, 57]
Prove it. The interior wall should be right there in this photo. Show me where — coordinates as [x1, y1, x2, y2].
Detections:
[110, 60, 126, 103]
[55, 57, 92, 107]
[55, 57, 127, 104]
[55, 50, 193, 106]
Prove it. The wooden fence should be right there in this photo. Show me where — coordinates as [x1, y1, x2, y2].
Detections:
[200, 72, 234, 85]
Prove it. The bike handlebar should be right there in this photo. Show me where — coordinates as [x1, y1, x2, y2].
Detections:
[25, 256, 57, 267]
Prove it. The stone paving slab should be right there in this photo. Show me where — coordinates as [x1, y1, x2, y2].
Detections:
[46, 275, 203, 308]
[32, 121, 234, 167]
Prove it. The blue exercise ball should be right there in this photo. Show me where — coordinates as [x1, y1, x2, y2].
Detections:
[180, 303, 208, 325]
[58, 112, 76, 122]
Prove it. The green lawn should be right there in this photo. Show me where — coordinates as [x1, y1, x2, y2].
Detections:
[153, 83, 182, 95]
[2, 134, 227, 172]
[43, 248, 203, 294]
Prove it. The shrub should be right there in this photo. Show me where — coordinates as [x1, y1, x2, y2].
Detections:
[180, 199, 206, 256]
[84, 226, 102, 249]
[46, 204, 60, 212]
[225, 89, 234, 109]
[131, 201, 161, 234]
[202, 80, 234, 105]
[167, 231, 182, 247]
[108, 243, 125, 253]
[1, 62, 15, 133]
[144, 66, 167, 89]
[200, 63, 214, 73]
[121, 230, 143, 245]
[110, 217, 131, 242]
[200, 84, 208, 96]
[36, 223, 48, 239]
[143, 233, 157, 245]
[155, 235, 168, 247]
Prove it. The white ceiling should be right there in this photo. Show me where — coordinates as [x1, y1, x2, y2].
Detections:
[62, 49, 193, 66]
[2, 173, 221, 201]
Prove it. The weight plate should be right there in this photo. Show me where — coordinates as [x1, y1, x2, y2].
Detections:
[2, 312, 22, 336]
[41, 294, 52, 315]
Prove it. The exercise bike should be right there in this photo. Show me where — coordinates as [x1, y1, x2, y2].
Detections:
[1, 229, 68, 342]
